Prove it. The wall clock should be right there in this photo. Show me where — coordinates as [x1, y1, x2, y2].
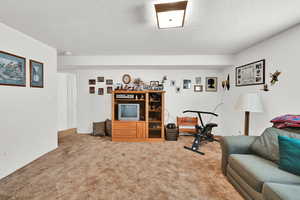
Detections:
[122, 74, 131, 84]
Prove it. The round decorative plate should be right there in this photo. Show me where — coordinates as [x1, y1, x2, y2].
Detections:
[122, 74, 131, 84]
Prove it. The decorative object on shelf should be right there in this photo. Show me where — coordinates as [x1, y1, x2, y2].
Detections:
[156, 84, 164, 90]
[194, 85, 203, 92]
[89, 87, 95, 94]
[30, 60, 44, 88]
[162, 76, 167, 83]
[0, 50, 26, 87]
[122, 74, 131, 84]
[107, 87, 113, 94]
[235, 93, 264, 136]
[150, 81, 159, 87]
[97, 77, 104, 82]
[106, 79, 113, 85]
[195, 77, 201, 84]
[170, 80, 176, 86]
[176, 87, 181, 93]
[98, 88, 104, 95]
[236, 59, 265, 87]
[261, 84, 269, 92]
[206, 77, 218, 92]
[270, 70, 281, 85]
[133, 78, 143, 86]
[183, 79, 191, 89]
[89, 79, 96, 85]
[221, 74, 230, 90]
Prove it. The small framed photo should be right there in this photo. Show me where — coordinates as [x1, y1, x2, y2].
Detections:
[107, 86, 113, 94]
[89, 87, 95, 94]
[195, 77, 201, 84]
[98, 88, 104, 95]
[170, 80, 176, 86]
[194, 85, 203, 92]
[150, 81, 159, 87]
[206, 77, 218, 92]
[97, 77, 104, 82]
[183, 79, 191, 89]
[30, 60, 44, 88]
[106, 79, 113, 85]
[89, 79, 96, 85]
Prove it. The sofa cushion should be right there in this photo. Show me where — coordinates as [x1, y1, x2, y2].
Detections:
[228, 154, 300, 193]
[250, 127, 300, 163]
[263, 183, 300, 200]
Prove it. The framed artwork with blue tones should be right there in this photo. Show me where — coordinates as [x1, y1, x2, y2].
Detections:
[30, 60, 44, 88]
[0, 51, 26, 87]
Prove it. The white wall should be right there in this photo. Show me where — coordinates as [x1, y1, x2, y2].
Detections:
[57, 72, 77, 131]
[76, 69, 226, 135]
[0, 23, 57, 179]
[221, 25, 300, 136]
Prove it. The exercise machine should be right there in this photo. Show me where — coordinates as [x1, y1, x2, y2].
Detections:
[182, 110, 218, 155]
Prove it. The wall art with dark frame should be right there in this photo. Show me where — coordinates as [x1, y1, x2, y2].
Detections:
[30, 60, 44, 88]
[206, 77, 218, 92]
[0, 50, 26, 87]
[236, 59, 265, 87]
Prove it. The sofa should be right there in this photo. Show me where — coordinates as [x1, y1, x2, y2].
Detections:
[220, 127, 300, 200]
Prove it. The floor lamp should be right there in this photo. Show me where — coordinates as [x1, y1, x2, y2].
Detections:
[235, 93, 264, 136]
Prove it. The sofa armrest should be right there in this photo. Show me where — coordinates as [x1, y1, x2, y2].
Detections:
[220, 136, 258, 175]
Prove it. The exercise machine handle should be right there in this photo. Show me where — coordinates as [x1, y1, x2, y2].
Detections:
[183, 110, 218, 117]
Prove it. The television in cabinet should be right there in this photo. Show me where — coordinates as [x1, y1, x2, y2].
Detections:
[112, 90, 165, 142]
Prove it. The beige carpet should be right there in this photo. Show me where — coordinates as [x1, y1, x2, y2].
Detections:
[0, 132, 242, 200]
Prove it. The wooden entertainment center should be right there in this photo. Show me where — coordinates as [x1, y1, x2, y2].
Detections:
[112, 90, 165, 142]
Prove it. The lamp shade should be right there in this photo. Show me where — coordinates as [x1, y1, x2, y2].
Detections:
[235, 93, 264, 113]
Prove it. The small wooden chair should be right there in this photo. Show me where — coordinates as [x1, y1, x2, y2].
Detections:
[177, 117, 198, 134]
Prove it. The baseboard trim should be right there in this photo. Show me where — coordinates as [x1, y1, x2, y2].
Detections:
[58, 128, 77, 135]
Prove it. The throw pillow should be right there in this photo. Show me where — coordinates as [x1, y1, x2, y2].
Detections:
[278, 136, 300, 175]
[250, 127, 300, 163]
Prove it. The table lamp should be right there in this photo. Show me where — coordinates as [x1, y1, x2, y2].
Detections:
[235, 93, 264, 136]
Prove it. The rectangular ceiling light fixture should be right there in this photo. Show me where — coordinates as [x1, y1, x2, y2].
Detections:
[154, 1, 188, 29]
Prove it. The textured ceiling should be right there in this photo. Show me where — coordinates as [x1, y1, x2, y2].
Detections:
[0, 0, 300, 55]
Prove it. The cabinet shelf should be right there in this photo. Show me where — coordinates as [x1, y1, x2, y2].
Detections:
[149, 120, 161, 123]
[115, 99, 145, 102]
[149, 127, 161, 130]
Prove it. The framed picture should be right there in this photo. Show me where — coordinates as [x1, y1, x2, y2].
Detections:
[0, 50, 26, 87]
[107, 86, 113, 94]
[98, 88, 104, 95]
[97, 77, 104, 82]
[106, 79, 113, 85]
[170, 80, 176, 86]
[206, 77, 218, 92]
[89, 87, 95, 94]
[194, 85, 203, 92]
[236, 59, 265, 86]
[195, 77, 201, 84]
[89, 79, 96, 85]
[150, 81, 159, 87]
[30, 60, 44, 88]
[183, 79, 191, 89]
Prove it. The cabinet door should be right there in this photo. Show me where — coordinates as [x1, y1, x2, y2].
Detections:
[136, 122, 146, 139]
[113, 121, 137, 138]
